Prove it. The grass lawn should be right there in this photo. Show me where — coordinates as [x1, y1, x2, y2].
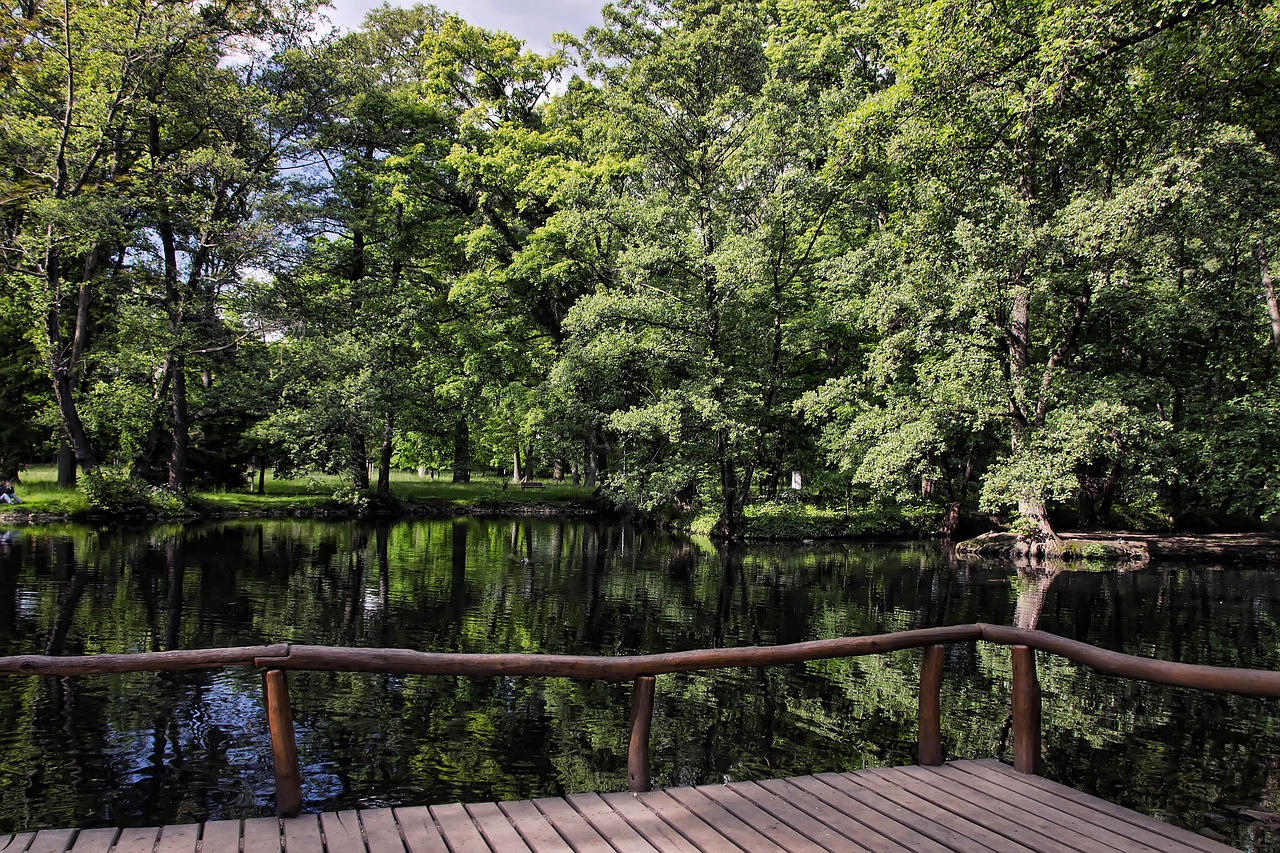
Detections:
[0, 466, 595, 519]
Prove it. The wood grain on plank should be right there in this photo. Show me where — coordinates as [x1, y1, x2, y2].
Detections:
[846, 768, 1030, 853]
[153, 823, 199, 853]
[1, 834, 34, 853]
[925, 763, 1159, 852]
[320, 812, 367, 853]
[198, 821, 242, 853]
[359, 809, 406, 853]
[875, 767, 1084, 853]
[757, 778, 897, 853]
[241, 817, 282, 853]
[23, 830, 75, 853]
[595, 793, 706, 853]
[723, 780, 868, 851]
[953, 761, 1205, 853]
[628, 790, 744, 853]
[662, 786, 788, 853]
[464, 802, 533, 853]
[67, 828, 117, 853]
[390, 807, 447, 853]
[428, 804, 490, 853]
[789, 774, 955, 853]
[694, 785, 830, 853]
[972, 760, 1237, 853]
[531, 796, 621, 853]
[563, 793, 664, 853]
[496, 800, 567, 853]
[109, 828, 159, 853]
[282, 814, 323, 853]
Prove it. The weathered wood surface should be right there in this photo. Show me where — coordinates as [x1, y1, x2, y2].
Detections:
[6, 625, 1280, 699]
[0, 761, 1233, 852]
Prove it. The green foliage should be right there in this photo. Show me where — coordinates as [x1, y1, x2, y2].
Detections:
[79, 469, 188, 516]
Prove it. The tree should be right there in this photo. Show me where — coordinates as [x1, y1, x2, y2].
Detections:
[818, 0, 1280, 546]
[559, 0, 868, 535]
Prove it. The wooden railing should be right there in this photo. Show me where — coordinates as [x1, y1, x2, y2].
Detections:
[4, 623, 1280, 818]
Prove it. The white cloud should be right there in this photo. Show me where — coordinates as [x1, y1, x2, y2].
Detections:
[321, 0, 605, 52]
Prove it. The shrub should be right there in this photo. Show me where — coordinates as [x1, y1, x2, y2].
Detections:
[80, 469, 188, 516]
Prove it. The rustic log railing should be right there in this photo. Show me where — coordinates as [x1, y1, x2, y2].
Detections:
[3, 623, 1280, 819]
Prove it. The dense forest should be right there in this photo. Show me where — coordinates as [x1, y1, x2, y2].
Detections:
[1, 0, 1277, 539]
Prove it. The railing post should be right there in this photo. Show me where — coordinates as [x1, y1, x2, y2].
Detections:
[918, 645, 944, 766]
[264, 669, 303, 817]
[627, 675, 656, 793]
[1010, 645, 1042, 775]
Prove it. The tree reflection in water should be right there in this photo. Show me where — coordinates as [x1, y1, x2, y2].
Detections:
[0, 520, 1277, 848]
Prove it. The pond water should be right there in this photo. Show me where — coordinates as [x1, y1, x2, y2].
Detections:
[1, 518, 1279, 849]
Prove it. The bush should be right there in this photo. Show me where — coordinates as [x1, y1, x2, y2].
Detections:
[80, 469, 188, 516]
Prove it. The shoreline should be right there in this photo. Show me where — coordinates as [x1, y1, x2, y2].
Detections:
[3, 504, 1279, 565]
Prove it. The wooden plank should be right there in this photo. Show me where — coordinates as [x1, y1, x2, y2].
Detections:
[532, 796, 622, 853]
[927, 763, 1161, 852]
[722, 781, 866, 851]
[153, 824, 199, 853]
[662, 786, 789, 853]
[321, 811, 368, 853]
[756, 778, 903, 853]
[67, 828, 117, 853]
[971, 760, 1237, 853]
[497, 800, 567, 853]
[24, 830, 74, 853]
[241, 817, 282, 853]
[1, 834, 34, 853]
[625, 791, 742, 853]
[464, 802, 534, 853]
[198, 821, 242, 853]
[790, 774, 957, 853]
[563, 793, 664, 853]
[428, 804, 490, 853]
[282, 814, 323, 853]
[393, 806, 448, 853]
[595, 793, 705, 853]
[698, 784, 834, 852]
[953, 761, 1206, 853]
[359, 809, 406, 853]
[110, 828, 159, 853]
[852, 768, 1063, 853]
[876, 767, 1086, 853]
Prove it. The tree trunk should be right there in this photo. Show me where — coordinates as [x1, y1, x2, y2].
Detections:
[256, 459, 266, 495]
[349, 426, 369, 490]
[451, 416, 471, 483]
[512, 446, 523, 483]
[584, 443, 597, 488]
[1260, 240, 1280, 352]
[376, 410, 394, 497]
[168, 355, 188, 490]
[57, 437, 76, 487]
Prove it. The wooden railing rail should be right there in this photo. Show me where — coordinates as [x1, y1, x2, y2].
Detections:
[3, 624, 1279, 817]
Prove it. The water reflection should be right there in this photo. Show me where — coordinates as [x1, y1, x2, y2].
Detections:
[0, 520, 1278, 849]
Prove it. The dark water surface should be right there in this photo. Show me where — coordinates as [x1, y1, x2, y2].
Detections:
[1, 519, 1279, 849]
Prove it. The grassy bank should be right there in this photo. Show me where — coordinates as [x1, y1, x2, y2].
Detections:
[0, 466, 596, 520]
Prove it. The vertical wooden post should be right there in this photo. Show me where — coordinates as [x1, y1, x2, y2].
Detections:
[918, 645, 944, 766]
[264, 669, 303, 817]
[627, 675, 656, 793]
[1011, 645, 1042, 775]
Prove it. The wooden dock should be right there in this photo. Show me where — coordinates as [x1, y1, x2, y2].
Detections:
[0, 760, 1232, 853]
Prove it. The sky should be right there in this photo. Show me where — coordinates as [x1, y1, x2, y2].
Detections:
[321, 0, 607, 52]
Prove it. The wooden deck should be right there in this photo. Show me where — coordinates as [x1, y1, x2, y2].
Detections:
[0, 760, 1233, 853]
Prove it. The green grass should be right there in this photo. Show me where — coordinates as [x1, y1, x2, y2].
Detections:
[0, 465, 594, 518]
[1, 466, 89, 514]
